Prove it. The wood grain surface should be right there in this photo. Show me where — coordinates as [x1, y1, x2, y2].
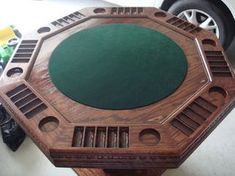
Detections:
[0, 7, 234, 175]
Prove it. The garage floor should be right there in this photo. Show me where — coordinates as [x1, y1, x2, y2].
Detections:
[0, 0, 235, 176]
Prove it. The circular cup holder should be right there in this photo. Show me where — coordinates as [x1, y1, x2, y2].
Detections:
[39, 116, 59, 132]
[209, 86, 227, 105]
[139, 128, 160, 146]
[202, 39, 216, 46]
[154, 12, 167, 17]
[94, 8, 106, 14]
[7, 67, 23, 78]
[37, 27, 51, 34]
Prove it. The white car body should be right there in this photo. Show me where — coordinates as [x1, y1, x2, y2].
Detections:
[220, 0, 235, 18]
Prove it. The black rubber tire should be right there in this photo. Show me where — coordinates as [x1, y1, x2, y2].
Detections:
[168, 0, 234, 49]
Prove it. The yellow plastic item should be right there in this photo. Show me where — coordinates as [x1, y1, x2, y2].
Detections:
[0, 26, 16, 46]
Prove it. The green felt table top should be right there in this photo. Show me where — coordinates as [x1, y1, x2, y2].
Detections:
[48, 24, 188, 110]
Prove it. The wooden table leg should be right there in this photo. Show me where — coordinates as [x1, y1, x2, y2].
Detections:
[73, 168, 166, 176]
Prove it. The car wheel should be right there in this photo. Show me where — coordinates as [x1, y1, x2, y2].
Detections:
[168, 0, 234, 49]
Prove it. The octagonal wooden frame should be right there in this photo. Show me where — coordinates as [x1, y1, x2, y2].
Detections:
[0, 7, 235, 175]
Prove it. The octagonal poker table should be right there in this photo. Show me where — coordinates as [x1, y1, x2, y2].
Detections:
[0, 7, 235, 176]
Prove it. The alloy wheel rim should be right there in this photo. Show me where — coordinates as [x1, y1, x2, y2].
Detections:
[178, 9, 219, 38]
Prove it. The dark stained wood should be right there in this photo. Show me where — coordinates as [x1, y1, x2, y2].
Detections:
[0, 7, 234, 176]
[73, 168, 166, 176]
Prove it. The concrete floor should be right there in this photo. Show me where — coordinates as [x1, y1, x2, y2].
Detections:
[0, 0, 235, 176]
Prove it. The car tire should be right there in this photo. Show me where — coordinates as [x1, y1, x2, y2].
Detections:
[168, 0, 234, 49]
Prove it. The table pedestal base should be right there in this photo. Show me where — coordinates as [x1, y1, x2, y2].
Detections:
[73, 168, 166, 176]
